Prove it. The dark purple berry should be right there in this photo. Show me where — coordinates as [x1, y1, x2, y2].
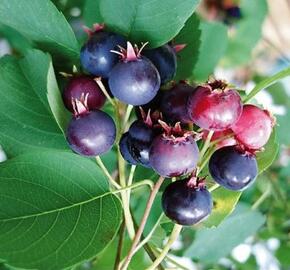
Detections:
[161, 82, 195, 124]
[149, 133, 199, 177]
[80, 30, 126, 78]
[128, 120, 154, 143]
[209, 146, 258, 191]
[130, 139, 151, 168]
[66, 110, 116, 156]
[143, 44, 177, 84]
[62, 76, 106, 112]
[162, 179, 212, 225]
[109, 42, 161, 105]
[119, 133, 138, 165]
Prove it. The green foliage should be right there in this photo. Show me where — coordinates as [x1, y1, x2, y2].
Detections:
[0, 50, 67, 157]
[0, 151, 122, 270]
[223, 0, 268, 66]
[0, 0, 79, 62]
[99, 0, 201, 48]
[193, 21, 228, 81]
[203, 187, 241, 227]
[185, 204, 265, 263]
[174, 14, 201, 81]
[256, 129, 279, 173]
[83, 0, 103, 26]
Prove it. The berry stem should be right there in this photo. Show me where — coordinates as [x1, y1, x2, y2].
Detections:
[208, 183, 220, 192]
[95, 156, 121, 189]
[94, 78, 116, 107]
[123, 104, 134, 130]
[121, 176, 165, 270]
[200, 130, 214, 160]
[152, 246, 190, 270]
[133, 213, 164, 256]
[145, 224, 183, 270]
[114, 100, 136, 240]
[251, 182, 271, 210]
[127, 165, 137, 201]
[114, 220, 126, 270]
[243, 66, 290, 103]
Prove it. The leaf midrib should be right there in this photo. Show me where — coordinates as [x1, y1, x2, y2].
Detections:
[0, 191, 114, 222]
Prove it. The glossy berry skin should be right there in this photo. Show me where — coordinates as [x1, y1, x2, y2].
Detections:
[66, 110, 116, 156]
[187, 86, 243, 131]
[62, 76, 106, 112]
[119, 133, 138, 165]
[149, 135, 199, 177]
[231, 105, 273, 150]
[143, 44, 177, 84]
[109, 57, 161, 105]
[80, 31, 126, 78]
[162, 179, 212, 225]
[161, 82, 195, 124]
[130, 139, 151, 168]
[209, 146, 258, 191]
[128, 120, 154, 167]
[128, 120, 154, 142]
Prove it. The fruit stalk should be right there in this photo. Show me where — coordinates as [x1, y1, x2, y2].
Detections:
[121, 176, 165, 270]
[145, 224, 183, 270]
[95, 156, 121, 189]
[243, 67, 290, 103]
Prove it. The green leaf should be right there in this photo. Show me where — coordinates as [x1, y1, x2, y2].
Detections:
[47, 59, 71, 133]
[256, 128, 279, 173]
[0, 150, 122, 270]
[0, 24, 32, 54]
[193, 21, 228, 81]
[174, 14, 201, 81]
[203, 187, 241, 227]
[276, 111, 290, 145]
[0, 50, 67, 157]
[0, 0, 79, 61]
[83, 0, 103, 26]
[185, 203, 265, 263]
[223, 0, 267, 66]
[99, 0, 201, 48]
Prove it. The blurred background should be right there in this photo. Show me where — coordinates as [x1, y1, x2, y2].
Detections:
[0, 0, 289, 269]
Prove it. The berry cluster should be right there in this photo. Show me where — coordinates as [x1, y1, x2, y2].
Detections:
[61, 24, 275, 226]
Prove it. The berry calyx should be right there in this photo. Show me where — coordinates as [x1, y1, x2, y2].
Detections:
[161, 81, 195, 124]
[231, 104, 275, 150]
[143, 44, 177, 84]
[187, 80, 243, 130]
[66, 110, 116, 156]
[80, 27, 126, 78]
[162, 178, 213, 225]
[109, 42, 161, 105]
[209, 146, 258, 191]
[149, 122, 199, 177]
[62, 76, 106, 113]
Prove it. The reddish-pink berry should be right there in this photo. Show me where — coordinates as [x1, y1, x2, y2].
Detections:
[231, 104, 274, 150]
[187, 83, 242, 131]
[62, 76, 106, 113]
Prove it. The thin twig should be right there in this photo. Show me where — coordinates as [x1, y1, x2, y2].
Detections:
[96, 156, 121, 189]
[127, 165, 137, 201]
[134, 214, 164, 255]
[145, 224, 183, 270]
[94, 78, 116, 106]
[114, 220, 126, 270]
[152, 246, 190, 270]
[121, 176, 165, 270]
[123, 104, 134, 129]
